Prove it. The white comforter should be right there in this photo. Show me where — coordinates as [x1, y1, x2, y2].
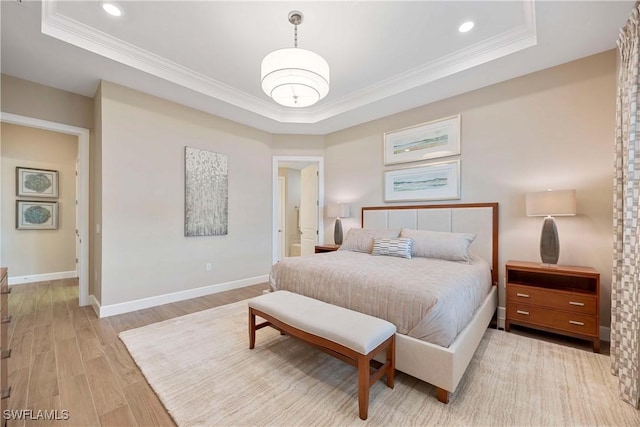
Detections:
[269, 251, 492, 347]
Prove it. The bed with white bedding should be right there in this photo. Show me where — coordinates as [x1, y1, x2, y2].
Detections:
[270, 251, 491, 347]
[269, 203, 499, 403]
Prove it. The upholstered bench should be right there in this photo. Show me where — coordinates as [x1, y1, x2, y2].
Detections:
[248, 291, 396, 420]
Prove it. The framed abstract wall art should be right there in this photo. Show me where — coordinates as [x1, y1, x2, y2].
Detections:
[383, 115, 460, 165]
[16, 167, 59, 198]
[184, 147, 229, 236]
[16, 200, 59, 230]
[384, 159, 460, 202]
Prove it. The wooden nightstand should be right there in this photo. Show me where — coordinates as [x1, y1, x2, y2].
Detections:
[505, 260, 600, 352]
[315, 244, 340, 253]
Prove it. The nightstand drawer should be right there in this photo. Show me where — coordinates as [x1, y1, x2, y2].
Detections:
[507, 303, 598, 336]
[507, 284, 597, 315]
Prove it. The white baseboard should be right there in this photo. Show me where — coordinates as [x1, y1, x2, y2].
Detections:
[89, 294, 101, 318]
[496, 306, 611, 342]
[9, 271, 77, 285]
[97, 275, 269, 318]
[497, 306, 506, 330]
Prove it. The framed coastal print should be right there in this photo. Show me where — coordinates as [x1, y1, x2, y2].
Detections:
[384, 159, 460, 202]
[383, 115, 460, 165]
[16, 200, 59, 230]
[16, 167, 59, 198]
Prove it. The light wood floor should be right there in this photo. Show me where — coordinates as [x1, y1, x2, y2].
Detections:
[5, 279, 609, 427]
[5, 279, 269, 427]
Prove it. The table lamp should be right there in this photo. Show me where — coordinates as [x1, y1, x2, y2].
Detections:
[525, 189, 576, 265]
[327, 203, 351, 245]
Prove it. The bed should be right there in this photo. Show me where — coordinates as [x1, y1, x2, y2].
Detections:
[269, 203, 499, 403]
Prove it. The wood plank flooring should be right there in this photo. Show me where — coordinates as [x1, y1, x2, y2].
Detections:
[4, 279, 268, 427]
[4, 278, 609, 427]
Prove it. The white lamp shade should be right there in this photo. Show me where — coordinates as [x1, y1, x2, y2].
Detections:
[327, 203, 351, 218]
[261, 48, 330, 107]
[526, 189, 576, 216]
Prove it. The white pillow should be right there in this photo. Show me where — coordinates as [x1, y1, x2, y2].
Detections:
[338, 228, 400, 253]
[399, 228, 475, 262]
[372, 237, 414, 259]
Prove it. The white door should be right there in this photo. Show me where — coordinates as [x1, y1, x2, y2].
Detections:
[75, 157, 80, 278]
[300, 164, 319, 256]
[277, 177, 286, 261]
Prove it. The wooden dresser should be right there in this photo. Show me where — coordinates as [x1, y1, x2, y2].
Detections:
[505, 261, 600, 352]
[1, 268, 9, 422]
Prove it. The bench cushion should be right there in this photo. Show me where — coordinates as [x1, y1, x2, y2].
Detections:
[248, 291, 396, 354]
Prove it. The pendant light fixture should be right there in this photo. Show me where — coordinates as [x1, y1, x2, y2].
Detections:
[261, 11, 330, 108]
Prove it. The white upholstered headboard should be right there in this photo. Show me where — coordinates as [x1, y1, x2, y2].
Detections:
[361, 203, 499, 285]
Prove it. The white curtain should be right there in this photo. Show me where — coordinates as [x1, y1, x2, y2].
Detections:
[611, 1, 640, 409]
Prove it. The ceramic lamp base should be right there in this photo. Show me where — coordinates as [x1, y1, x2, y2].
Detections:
[540, 216, 559, 264]
[334, 218, 343, 245]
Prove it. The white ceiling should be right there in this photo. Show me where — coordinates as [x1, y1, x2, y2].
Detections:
[1, 0, 633, 134]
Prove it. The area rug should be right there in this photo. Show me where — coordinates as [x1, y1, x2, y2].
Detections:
[120, 301, 640, 426]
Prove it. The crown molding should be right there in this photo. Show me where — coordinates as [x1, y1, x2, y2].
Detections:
[41, 0, 536, 126]
[41, 0, 282, 119]
[312, 1, 537, 121]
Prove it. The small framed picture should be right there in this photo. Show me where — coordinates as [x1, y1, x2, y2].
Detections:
[384, 159, 461, 202]
[16, 167, 59, 198]
[16, 200, 59, 230]
[384, 115, 461, 165]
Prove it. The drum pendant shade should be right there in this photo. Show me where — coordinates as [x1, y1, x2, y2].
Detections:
[261, 11, 330, 108]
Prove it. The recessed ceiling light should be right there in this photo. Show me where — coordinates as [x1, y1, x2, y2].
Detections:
[102, 2, 123, 17]
[458, 21, 475, 33]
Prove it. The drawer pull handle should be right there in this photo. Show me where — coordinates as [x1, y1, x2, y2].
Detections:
[569, 320, 585, 326]
[569, 301, 585, 307]
[516, 310, 530, 316]
[1, 386, 10, 399]
[1, 315, 11, 324]
[0, 287, 10, 295]
[1, 349, 10, 359]
[516, 293, 530, 298]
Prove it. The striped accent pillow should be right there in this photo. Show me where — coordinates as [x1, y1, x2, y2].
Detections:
[371, 237, 414, 259]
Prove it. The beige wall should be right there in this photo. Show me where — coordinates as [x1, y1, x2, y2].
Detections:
[0, 50, 617, 328]
[272, 134, 325, 157]
[97, 81, 273, 306]
[324, 50, 616, 327]
[1, 74, 94, 129]
[1, 123, 78, 277]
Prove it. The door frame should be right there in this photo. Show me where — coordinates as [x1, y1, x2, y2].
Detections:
[0, 112, 90, 307]
[272, 156, 324, 265]
[277, 176, 286, 261]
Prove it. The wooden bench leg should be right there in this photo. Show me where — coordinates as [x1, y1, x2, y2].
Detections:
[386, 335, 395, 388]
[436, 387, 449, 404]
[249, 309, 256, 350]
[357, 354, 370, 420]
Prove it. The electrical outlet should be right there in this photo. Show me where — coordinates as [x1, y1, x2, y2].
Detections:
[206, 262, 212, 272]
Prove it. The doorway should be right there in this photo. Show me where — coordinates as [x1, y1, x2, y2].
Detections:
[272, 156, 324, 264]
[0, 112, 90, 307]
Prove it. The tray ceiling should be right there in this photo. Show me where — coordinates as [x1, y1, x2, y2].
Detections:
[1, 1, 634, 134]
